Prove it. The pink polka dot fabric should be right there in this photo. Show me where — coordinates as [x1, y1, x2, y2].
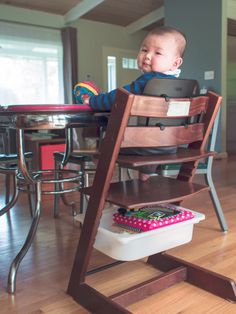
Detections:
[113, 205, 195, 232]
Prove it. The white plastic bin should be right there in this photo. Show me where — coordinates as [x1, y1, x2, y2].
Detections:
[76, 207, 205, 261]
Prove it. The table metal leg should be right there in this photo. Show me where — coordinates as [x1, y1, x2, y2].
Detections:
[7, 181, 42, 294]
[0, 169, 19, 217]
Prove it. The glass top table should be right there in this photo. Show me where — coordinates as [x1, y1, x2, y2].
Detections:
[0, 104, 108, 294]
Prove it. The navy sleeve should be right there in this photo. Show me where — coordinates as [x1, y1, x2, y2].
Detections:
[89, 72, 172, 111]
[89, 89, 117, 111]
[89, 73, 152, 111]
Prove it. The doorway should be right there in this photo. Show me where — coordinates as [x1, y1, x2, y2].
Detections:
[103, 47, 141, 92]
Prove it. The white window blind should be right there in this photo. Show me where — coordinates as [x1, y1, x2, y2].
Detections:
[0, 22, 64, 105]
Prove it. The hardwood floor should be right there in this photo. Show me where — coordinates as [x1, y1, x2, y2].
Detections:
[1, 156, 236, 313]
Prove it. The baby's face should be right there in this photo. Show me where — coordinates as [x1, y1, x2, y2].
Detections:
[137, 33, 183, 73]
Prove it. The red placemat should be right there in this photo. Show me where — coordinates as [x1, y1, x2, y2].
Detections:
[0, 104, 92, 112]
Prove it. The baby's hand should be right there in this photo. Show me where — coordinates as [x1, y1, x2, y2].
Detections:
[83, 97, 90, 105]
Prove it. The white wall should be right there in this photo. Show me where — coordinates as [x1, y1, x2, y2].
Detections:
[0, 4, 147, 92]
[71, 19, 146, 89]
[0, 4, 64, 28]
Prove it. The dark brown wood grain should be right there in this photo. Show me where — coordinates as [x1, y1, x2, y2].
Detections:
[67, 89, 234, 313]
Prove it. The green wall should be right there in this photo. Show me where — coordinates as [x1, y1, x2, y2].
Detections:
[165, 0, 224, 152]
[227, 35, 236, 100]
[165, 0, 222, 93]
[228, 63, 236, 98]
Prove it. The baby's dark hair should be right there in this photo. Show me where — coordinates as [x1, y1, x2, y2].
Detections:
[147, 26, 187, 57]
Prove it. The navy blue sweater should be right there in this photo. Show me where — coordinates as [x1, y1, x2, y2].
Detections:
[89, 72, 174, 111]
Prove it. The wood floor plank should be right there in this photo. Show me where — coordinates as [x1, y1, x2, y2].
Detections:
[1, 156, 236, 313]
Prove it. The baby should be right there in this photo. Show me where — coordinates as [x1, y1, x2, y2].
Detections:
[84, 26, 186, 111]
[83, 26, 187, 179]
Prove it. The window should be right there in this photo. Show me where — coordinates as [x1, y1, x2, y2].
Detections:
[0, 22, 63, 105]
[107, 56, 116, 92]
[122, 57, 138, 70]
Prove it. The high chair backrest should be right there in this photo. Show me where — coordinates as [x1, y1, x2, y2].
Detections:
[117, 89, 220, 152]
[138, 77, 199, 127]
[143, 77, 199, 98]
[94, 88, 222, 191]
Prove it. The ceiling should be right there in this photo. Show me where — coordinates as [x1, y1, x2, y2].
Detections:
[0, 0, 165, 31]
[0, 0, 235, 34]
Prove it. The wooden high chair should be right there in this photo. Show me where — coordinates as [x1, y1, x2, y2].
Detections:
[117, 77, 227, 232]
[67, 88, 236, 313]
